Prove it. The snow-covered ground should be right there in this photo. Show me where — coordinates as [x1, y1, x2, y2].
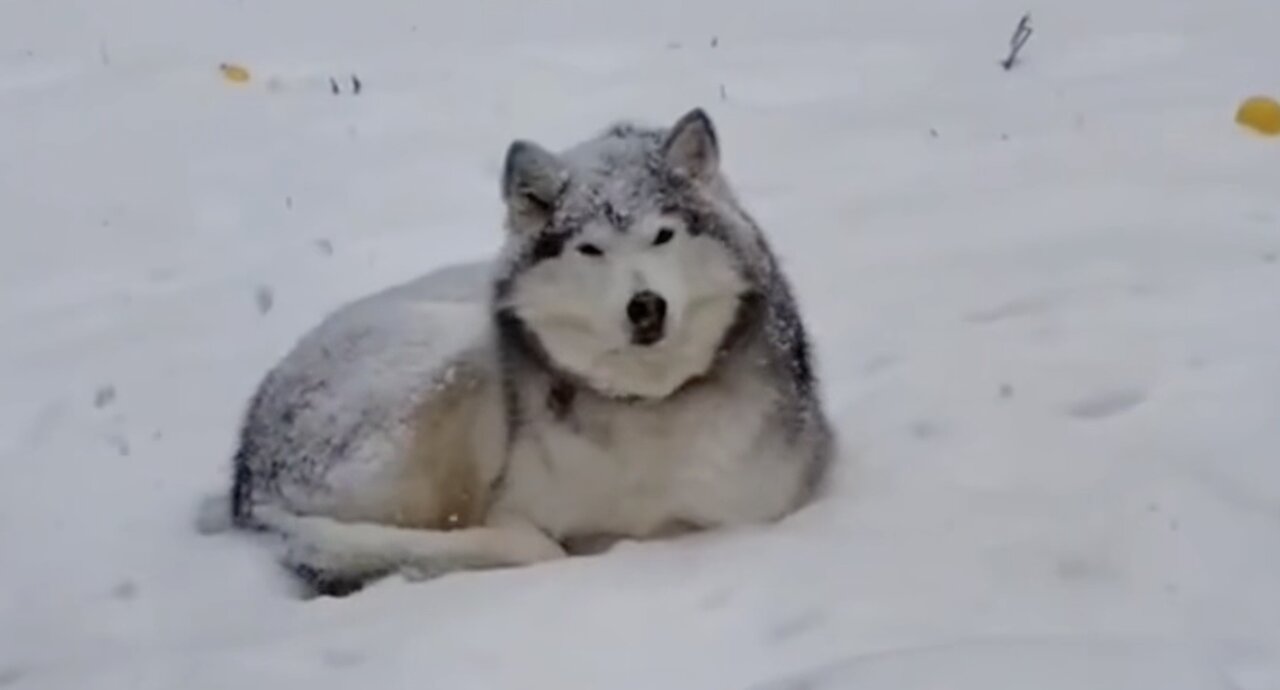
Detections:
[3, 0, 1279, 687]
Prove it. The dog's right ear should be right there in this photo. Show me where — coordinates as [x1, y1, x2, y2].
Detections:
[501, 140, 568, 235]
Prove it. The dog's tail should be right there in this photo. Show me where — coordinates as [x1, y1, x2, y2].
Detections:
[247, 506, 565, 596]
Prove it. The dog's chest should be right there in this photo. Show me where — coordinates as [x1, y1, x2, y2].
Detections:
[495, 371, 797, 538]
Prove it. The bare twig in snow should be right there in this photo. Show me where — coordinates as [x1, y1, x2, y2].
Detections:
[1001, 13, 1033, 70]
[0, 667, 26, 686]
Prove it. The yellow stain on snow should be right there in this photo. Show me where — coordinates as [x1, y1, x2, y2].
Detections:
[219, 63, 251, 84]
[1236, 96, 1280, 136]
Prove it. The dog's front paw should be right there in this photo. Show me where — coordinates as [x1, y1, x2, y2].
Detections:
[481, 520, 567, 565]
[502, 527, 569, 565]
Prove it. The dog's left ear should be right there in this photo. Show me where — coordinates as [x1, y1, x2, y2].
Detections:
[663, 108, 719, 181]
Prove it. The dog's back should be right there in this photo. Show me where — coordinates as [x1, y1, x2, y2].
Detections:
[231, 260, 496, 527]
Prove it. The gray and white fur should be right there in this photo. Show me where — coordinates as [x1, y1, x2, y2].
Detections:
[227, 108, 833, 596]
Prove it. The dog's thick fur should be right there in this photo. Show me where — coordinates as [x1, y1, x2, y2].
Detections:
[228, 109, 833, 596]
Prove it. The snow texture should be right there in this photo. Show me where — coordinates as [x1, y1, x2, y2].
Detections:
[2, 0, 1280, 688]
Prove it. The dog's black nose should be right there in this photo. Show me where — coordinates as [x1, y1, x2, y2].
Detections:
[626, 290, 667, 345]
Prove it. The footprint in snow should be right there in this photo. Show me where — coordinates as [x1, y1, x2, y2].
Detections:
[767, 610, 826, 642]
[1055, 554, 1117, 583]
[862, 353, 898, 376]
[255, 286, 274, 315]
[1065, 388, 1146, 420]
[94, 384, 116, 409]
[964, 295, 1053, 324]
[111, 580, 138, 600]
[0, 667, 25, 687]
[321, 649, 364, 668]
[909, 420, 943, 440]
[700, 588, 734, 611]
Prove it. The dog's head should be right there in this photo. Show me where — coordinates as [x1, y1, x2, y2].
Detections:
[493, 109, 765, 400]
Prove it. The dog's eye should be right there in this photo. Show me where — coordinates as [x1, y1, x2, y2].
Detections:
[652, 228, 675, 246]
[577, 244, 604, 257]
[531, 234, 564, 261]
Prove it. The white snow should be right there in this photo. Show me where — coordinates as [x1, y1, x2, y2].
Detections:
[2, 0, 1280, 687]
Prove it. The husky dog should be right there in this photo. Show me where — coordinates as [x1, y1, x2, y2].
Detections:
[228, 109, 833, 596]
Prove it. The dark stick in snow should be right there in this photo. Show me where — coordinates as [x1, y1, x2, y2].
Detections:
[1001, 13, 1033, 70]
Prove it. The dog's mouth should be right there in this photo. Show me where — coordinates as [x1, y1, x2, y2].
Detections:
[629, 322, 665, 346]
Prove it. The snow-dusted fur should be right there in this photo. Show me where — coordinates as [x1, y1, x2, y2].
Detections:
[228, 109, 833, 596]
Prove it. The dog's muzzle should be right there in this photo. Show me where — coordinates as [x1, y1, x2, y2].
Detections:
[626, 290, 667, 346]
